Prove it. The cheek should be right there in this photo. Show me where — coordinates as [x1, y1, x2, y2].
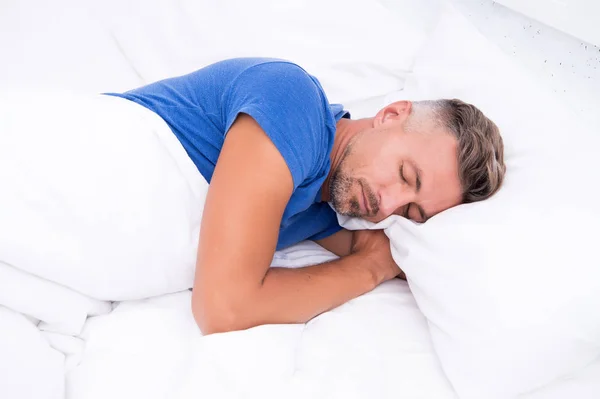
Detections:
[346, 136, 400, 179]
[369, 154, 399, 180]
[342, 149, 371, 172]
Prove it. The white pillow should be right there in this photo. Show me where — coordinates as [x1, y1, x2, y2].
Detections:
[87, 0, 439, 104]
[0, 0, 143, 93]
[1, 0, 436, 100]
[340, 3, 600, 399]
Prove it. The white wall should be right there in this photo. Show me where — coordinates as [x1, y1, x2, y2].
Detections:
[495, 0, 600, 47]
[452, 0, 600, 132]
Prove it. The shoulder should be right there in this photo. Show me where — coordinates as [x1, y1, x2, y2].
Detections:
[225, 58, 332, 143]
[228, 58, 326, 102]
[223, 59, 335, 187]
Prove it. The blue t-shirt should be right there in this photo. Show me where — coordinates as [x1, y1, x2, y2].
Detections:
[107, 58, 348, 250]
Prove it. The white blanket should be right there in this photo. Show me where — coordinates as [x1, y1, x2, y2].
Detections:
[68, 242, 455, 399]
[0, 306, 65, 399]
[0, 91, 207, 301]
[0, 91, 206, 399]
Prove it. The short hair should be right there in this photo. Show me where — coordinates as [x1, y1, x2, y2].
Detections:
[410, 99, 506, 203]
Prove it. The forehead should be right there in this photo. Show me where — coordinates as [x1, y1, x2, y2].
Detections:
[407, 131, 463, 216]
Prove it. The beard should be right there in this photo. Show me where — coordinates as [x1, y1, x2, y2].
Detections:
[329, 167, 361, 217]
[329, 166, 380, 218]
[328, 140, 380, 218]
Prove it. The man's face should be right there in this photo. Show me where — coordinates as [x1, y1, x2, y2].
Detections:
[329, 120, 463, 223]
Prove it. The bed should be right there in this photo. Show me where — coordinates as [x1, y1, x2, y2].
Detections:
[1, 1, 599, 398]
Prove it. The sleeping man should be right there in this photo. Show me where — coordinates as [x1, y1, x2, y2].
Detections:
[107, 57, 505, 334]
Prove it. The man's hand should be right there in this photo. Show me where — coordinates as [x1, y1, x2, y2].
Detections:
[351, 230, 405, 282]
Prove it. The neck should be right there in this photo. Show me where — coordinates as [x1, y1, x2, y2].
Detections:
[321, 117, 374, 202]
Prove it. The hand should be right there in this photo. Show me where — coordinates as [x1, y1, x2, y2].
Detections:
[350, 229, 403, 284]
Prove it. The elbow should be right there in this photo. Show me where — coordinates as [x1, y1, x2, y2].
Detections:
[191, 293, 252, 335]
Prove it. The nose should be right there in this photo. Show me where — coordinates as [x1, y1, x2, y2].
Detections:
[377, 183, 414, 218]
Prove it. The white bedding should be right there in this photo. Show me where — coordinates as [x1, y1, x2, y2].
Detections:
[68, 242, 455, 399]
[2, 1, 598, 398]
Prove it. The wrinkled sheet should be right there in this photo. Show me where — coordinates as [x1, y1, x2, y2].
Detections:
[68, 242, 456, 399]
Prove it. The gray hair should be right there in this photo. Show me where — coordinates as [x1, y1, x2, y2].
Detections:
[407, 99, 506, 203]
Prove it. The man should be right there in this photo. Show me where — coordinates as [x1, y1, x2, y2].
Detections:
[108, 57, 505, 335]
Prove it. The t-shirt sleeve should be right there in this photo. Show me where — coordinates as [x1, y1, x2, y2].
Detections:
[307, 203, 344, 241]
[224, 61, 328, 188]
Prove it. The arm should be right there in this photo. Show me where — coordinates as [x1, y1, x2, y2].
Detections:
[315, 229, 407, 279]
[314, 229, 354, 257]
[191, 114, 397, 335]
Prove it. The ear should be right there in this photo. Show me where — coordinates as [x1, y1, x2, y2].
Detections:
[374, 101, 412, 127]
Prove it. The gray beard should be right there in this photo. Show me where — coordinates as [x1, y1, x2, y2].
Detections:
[329, 167, 380, 218]
[329, 168, 361, 217]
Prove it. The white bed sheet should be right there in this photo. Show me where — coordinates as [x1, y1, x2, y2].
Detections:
[67, 242, 456, 399]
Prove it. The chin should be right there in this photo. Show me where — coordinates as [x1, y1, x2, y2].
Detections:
[331, 202, 352, 216]
[330, 196, 356, 218]
[329, 174, 364, 217]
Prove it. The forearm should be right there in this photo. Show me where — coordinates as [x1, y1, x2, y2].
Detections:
[237, 253, 380, 328]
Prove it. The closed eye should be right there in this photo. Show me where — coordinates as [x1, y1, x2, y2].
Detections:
[400, 164, 408, 183]
[399, 163, 426, 222]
